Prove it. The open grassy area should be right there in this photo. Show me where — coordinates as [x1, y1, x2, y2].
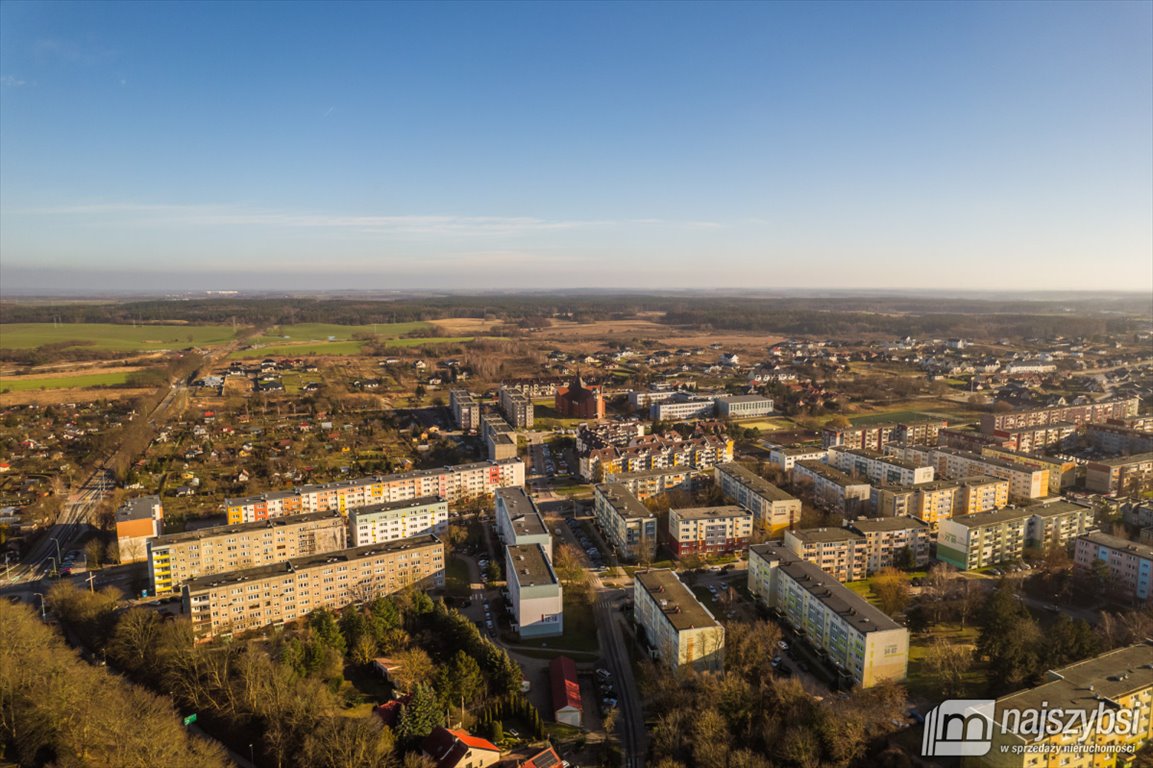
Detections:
[230, 341, 369, 358]
[850, 410, 941, 425]
[906, 624, 985, 701]
[0, 371, 134, 391]
[0, 322, 239, 351]
[445, 555, 472, 598]
[251, 322, 432, 343]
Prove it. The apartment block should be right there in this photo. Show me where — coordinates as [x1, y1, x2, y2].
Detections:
[783, 527, 868, 582]
[714, 395, 774, 419]
[667, 505, 753, 558]
[593, 484, 658, 563]
[714, 462, 802, 536]
[937, 508, 1031, 570]
[792, 460, 872, 516]
[993, 422, 1076, 453]
[449, 389, 480, 431]
[505, 543, 563, 638]
[634, 569, 724, 673]
[967, 643, 1153, 768]
[892, 446, 1049, 500]
[979, 397, 1140, 434]
[748, 542, 909, 688]
[149, 511, 346, 595]
[1073, 531, 1153, 602]
[828, 447, 935, 486]
[627, 390, 680, 412]
[225, 459, 525, 523]
[115, 496, 164, 564]
[938, 427, 1010, 453]
[349, 496, 449, 546]
[182, 536, 445, 640]
[850, 517, 932, 571]
[499, 386, 535, 429]
[766, 443, 828, 472]
[979, 447, 1077, 494]
[482, 414, 518, 462]
[495, 487, 551, 556]
[1085, 422, 1153, 455]
[821, 419, 947, 451]
[950, 476, 1008, 517]
[1086, 452, 1153, 496]
[1026, 500, 1095, 553]
[602, 466, 696, 500]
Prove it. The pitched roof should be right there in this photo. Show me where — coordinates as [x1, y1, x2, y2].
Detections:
[422, 727, 500, 768]
[519, 746, 563, 768]
[549, 655, 583, 713]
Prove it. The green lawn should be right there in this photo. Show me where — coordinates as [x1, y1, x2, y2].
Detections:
[251, 322, 432, 343]
[0, 323, 239, 351]
[377, 336, 474, 348]
[0, 371, 134, 391]
[230, 341, 369, 358]
[850, 410, 940, 426]
[906, 624, 985, 701]
[445, 555, 472, 597]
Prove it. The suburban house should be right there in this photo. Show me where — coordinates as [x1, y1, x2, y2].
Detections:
[549, 655, 583, 727]
[422, 727, 501, 768]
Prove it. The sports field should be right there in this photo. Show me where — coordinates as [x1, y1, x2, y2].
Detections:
[0, 323, 238, 351]
[0, 371, 133, 391]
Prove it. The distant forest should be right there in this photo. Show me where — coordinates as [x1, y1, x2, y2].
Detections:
[1, 293, 1148, 340]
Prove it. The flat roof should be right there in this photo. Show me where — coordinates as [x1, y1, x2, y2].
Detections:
[1079, 531, 1153, 560]
[850, 517, 930, 534]
[226, 459, 522, 505]
[795, 460, 870, 487]
[182, 534, 441, 592]
[716, 463, 798, 503]
[787, 527, 863, 544]
[1089, 452, 1153, 467]
[770, 444, 827, 456]
[749, 543, 902, 634]
[715, 395, 773, 404]
[635, 569, 719, 632]
[506, 544, 558, 588]
[595, 484, 654, 520]
[154, 510, 342, 545]
[936, 448, 1047, 475]
[838, 448, 925, 471]
[957, 474, 1008, 487]
[608, 466, 696, 480]
[116, 495, 161, 522]
[949, 507, 1033, 528]
[349, 496, 446, 518]
[671, 505, 750, 521]
[497, 487, 546, 534]
[1027, 500, 1092, 519]
[982, 448, 1073, 467]
[995, 643, 1153, 737]
[998, 421, 1078, 433]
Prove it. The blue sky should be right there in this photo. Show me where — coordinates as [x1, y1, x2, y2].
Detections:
[1, 0, 1150, 293]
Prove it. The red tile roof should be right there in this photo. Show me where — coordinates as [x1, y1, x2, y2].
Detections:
[549, 655, 582, 713]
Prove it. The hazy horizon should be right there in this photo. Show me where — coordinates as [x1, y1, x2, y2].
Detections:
[2, 2, 1151, 294]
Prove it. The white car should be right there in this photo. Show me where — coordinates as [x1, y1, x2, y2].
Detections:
[778, 640, 789, 650]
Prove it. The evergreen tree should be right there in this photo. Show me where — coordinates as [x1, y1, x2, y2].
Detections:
[396, 683, 443, 747]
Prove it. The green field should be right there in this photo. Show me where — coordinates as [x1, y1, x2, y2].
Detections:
[0, 323, 239, 351]
[0, 371, 133, 391]
[230, 341, 369, 358]
[251, 322, 432, 344]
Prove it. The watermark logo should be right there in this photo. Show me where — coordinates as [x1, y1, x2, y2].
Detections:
[922, 699, 996, 757]
[922, 698, 1142, 758]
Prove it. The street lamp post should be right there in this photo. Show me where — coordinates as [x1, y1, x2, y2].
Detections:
[248, 743, 254, 766]
[33, 592, 46, 620]
[50, 537, 63, 567]
[4, 552, 12, 583]
[46, 556, 57, 578]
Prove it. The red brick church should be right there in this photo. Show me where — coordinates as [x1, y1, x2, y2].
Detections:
[554, 372, 605, 419]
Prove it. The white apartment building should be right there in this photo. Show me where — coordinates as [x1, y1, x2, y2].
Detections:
[148, 511, 347, 595]
[349, 496, 449, 546]
[506, 543, 563, 638]
[792, 460, 872, 516]
[767, 444, 828, 472]
[499, 386, 535, 429]
[634, 569, 724, 673]
[225, 459, 525, 523]
[449, 389, 480, 431]
[849, 517, 932, 571]
[748, 542, 909, 688]
[602, 466, 696, 500]
[889, 446, 1049, 500]
[714, 462, 802, 536]
[936, 502, 1092, 570]
[182, 535, 445, 640]
[828, 447, 934, 486]
[783, 527, 868, 582]
[495, 487, 552, 557]
[593, 484, 658, 563]
[650, 396, 716, 421]
[667, 505, 753, 558]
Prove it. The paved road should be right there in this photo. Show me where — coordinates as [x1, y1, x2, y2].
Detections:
[591, 575, 646, 768]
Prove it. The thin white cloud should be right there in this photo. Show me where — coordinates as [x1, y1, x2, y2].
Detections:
[7, 202, 721, 238]
[0, 75, 28, 88]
